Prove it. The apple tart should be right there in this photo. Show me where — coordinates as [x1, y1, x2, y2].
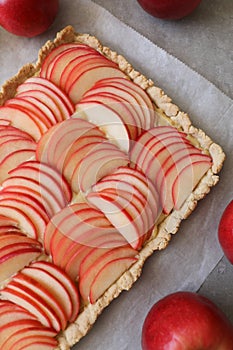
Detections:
[0, 25, 225, 350]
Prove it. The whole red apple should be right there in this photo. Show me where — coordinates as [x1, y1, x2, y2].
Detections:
[142, 291, 233, 350]
[0, 0, 59, 37]
[137, 0, 202, 20]
[218, 200, 233, 264]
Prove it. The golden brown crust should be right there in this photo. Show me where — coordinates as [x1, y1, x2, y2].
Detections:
[0, 25, 225, 350]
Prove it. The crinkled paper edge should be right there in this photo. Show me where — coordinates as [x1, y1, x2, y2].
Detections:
[0, 26, 225, 350]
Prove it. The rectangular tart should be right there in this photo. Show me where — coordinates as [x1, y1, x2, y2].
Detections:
[0, 26, 225, 350]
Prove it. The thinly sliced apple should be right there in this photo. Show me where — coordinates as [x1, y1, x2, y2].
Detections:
[0, 138, 36, 165]
[0, 124, 34, 140]
[173, 159, 212, 210]
[40, 43, 89, 77]
[0, 106, 42, 141]
[31, 261, 80, 322]
[75, 142, 129, 193]
[68, 65, 127, 103]
[75, 101, 130, 152]
[89, 256, 138, 304]
[79, 246, 137, 302]
[161, 153, 212, 214]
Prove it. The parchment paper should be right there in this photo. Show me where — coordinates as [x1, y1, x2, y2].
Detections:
[0, 1, 232, 349]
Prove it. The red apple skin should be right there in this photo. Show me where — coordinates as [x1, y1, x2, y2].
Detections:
[218, 200, 233, 264]
[137, 0, 202, 20]
[142, 291, 233, 350]
[0, 0, 59, 37]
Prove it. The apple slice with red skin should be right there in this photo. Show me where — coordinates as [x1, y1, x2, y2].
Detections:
[0, 198, 48, 241]
[76, 142, 129, 193]
[51, 51, 102, 87]
[83, 84, 144, 131]
[64, 232, 128, 281]
[16, 90, 65, 124]
[161, 153, 212, 214]
[89, 256, 138, 304]
[12, 273, 67, 331]
[0, 214, 18, 227]
[93, 77, 155, 129]
[0, 106, 42, 141]
[79, 93, 139, 141]
[68, 65, 127, 103]
[87, 190, 143, 250]
[5, 97, 53, 129]
[0, 246, 41, 283]
[0, 138, 36, 164]
[45, 45, 99, 82]
[79, 246, 137, 302]
[0, 124, 34, 141]
[23, 77, 74, 114]
[218, 200, 233, 264]
[3, 328, 57, 350]
[40, 43, 93, 77]
[31, 261, 80, 322]
[172, 159, 212, 210]
[76, 100, 130, 152]
[141, 291, 233, 350]
[16, 80, 73, 121]
[1, 284, 55, 329]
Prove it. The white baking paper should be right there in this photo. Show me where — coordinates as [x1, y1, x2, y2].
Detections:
[0, 1, 232, 349]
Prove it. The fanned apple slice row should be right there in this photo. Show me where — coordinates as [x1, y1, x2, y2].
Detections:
[78, 93, 139, 141]
[40, 43, 93, 76]
[67, 64, 127, 103]
[89, 257, 138, 304]
[2, 327, 58, 350]
[75, 101, 130, 152]
[0, 106, 43, 141]
[32, 261, 80, 322]
[91, 77, 156, 130]
[36, 118, 106, 170]
[73, 141, 129, 193]
[40, 43, 100, 80]
[79, 245, 137, 303]
[0, 124, 34, 141]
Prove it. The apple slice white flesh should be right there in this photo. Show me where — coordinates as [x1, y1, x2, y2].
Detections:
[13, 273, 67, 331]
[75, 142, 129, 193]
[1, 285, 54, 329]
[0, 149, 36, 184]
[39, 43, 89, 77]
[0, 246, 41, 283]
[0, 138, 36, 164]
[64, 232, 128, 281]
[104, 77, 156, 128]
[45, 45, 99, 81]
[31, 261, 80, 322]
[23, 77, 74, 113]
[5, 98, 53, 129]
[9, 166, 67, 207]
[0, 214, 18, 227]
[0, 199, 47, 241]
[161, 153, 212, 214]
[68, 65, 127, 103]
[0, 106, 42, 141]
[3, 327, 57, 350]
[75, 101, 130, 152]
[16, 90, 65, 124]
[0, 119, 11, 125]
[173, 159, 212, 210]
[0, 232, 41, 248]
[0, 125, 34, 140]
[87, 191, 142, 250]
[89, 256, 137, 304]
[50, 51, 102, 87]
[83, 84, 144, 131]
[1, 177, 62, 218]
[16, 82, 72, 121]
[79, 93, 139, 141]
[79, 246, 137, 302]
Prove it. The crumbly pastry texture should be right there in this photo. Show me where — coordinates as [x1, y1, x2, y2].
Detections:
[0, 26, 225, 349]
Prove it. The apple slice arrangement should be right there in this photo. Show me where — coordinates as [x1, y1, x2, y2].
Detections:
[0, 27, 224, 349]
